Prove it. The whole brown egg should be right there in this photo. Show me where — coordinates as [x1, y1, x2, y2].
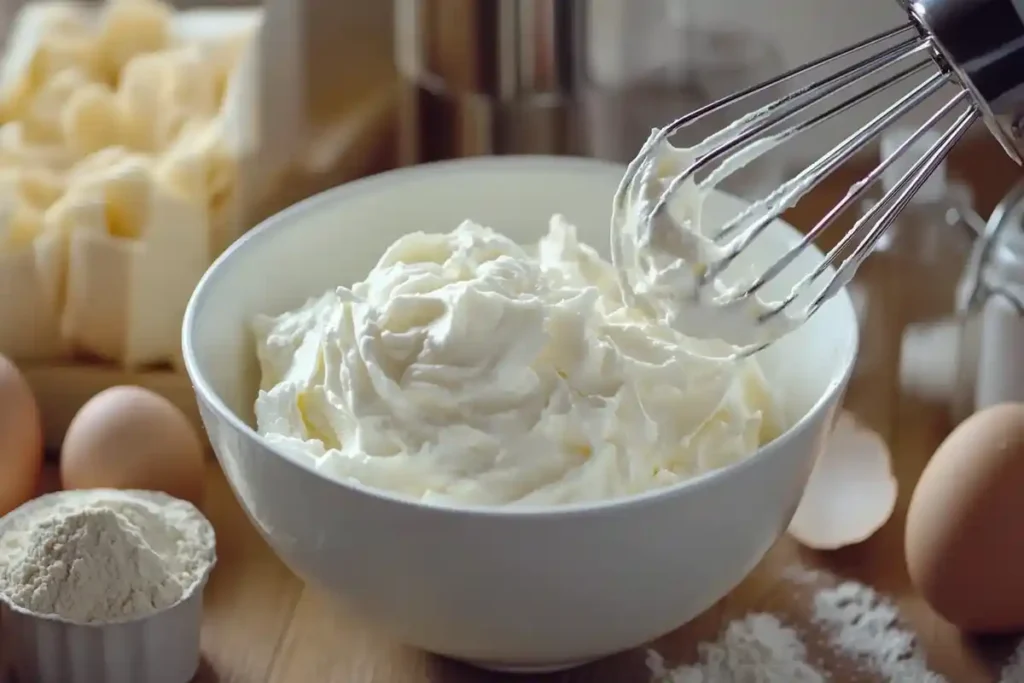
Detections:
[0, 354, 43, 514]
[905, 402, 1024, 633]
[60, 385, 206, 505]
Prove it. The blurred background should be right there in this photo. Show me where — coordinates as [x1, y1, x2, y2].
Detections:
[139, 0, 993, 200]
[4, 0, 1024, 441]
[0, 0, 994, 193]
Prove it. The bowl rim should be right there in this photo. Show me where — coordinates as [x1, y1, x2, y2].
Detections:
[182, 154, 860, 518]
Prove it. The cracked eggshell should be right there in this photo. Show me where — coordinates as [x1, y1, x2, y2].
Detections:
[787, 410, 898, 550]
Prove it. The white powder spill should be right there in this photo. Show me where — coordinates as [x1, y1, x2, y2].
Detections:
[1002, 646, 1024, 683]
[647, 613, 824, 683]
[812, 581, 945, 682]
[644, 566, 1024, 682]
[781, 564, 822, 586]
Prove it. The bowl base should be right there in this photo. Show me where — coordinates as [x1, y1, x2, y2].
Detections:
[457, 656, 597, 674]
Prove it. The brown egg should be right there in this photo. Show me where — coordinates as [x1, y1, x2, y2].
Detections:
[905, 402, 1024, 633]
[0, 354, 43, 514]
[61, 385, 206, 505]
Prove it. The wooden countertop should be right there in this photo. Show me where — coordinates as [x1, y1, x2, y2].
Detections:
[181, 137, 1024, 681]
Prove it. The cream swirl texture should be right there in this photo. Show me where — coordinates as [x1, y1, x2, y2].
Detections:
[253, 216, 782, 507]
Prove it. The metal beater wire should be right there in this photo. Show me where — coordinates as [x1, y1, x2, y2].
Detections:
[719, 71, 957, 297]
[792, 104, 980, 320]
[610, 23, 922, 232]
[828, 110, 978, 276]
[766, 89, 972, 307]
[658, 23, 922, 141]
[706, 64, 948, 273]
[611, 11, 999, 345]
[650, 39, 936, 224]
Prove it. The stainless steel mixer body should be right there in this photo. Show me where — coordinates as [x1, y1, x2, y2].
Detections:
[395, 0, 1024, 180]
[904, 0, 1024, 164]
[394, 0, 587, 163]
[393, 0, 786, 168]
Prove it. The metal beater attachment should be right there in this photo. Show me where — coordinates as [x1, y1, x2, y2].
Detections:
[613, 0, 1024, 346]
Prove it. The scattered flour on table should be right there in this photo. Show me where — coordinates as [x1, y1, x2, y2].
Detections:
[0, 490, 215, 624]
[1002, 645, 1024, 683]
[645, 566, 974, 682]
[781, 564, 823, 586]
[812, 580, 946, 683]
[647, 613, 824, 682]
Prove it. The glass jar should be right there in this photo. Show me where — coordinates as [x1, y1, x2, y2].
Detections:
[955, 180, 1024, 421]
[852, 127, 980, 392]
[871, 127, 979, 324]
[580, 0, 789, 198]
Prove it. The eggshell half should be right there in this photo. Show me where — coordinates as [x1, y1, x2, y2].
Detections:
[787, 411, 898, 550]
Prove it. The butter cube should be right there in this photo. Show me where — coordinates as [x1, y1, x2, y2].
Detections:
[56, 155, 209, 368]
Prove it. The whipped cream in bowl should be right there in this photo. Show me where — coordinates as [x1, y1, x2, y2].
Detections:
[252, 216, 783, 508]
[182, 156, 858, 673]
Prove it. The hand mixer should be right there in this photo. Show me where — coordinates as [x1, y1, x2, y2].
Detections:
[612, 0, 1024, 353]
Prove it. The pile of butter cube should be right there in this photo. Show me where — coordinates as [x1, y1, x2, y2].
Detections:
[0, 0, 257, 369]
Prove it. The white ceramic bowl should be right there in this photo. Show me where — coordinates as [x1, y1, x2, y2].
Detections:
[182, 157, 858, 673]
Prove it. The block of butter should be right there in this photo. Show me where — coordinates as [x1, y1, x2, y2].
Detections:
[0, 0, 261, 369]
[3, 0, 398, 447]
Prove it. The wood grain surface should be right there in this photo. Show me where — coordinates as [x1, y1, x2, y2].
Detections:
[150, 137, 1024, 681]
